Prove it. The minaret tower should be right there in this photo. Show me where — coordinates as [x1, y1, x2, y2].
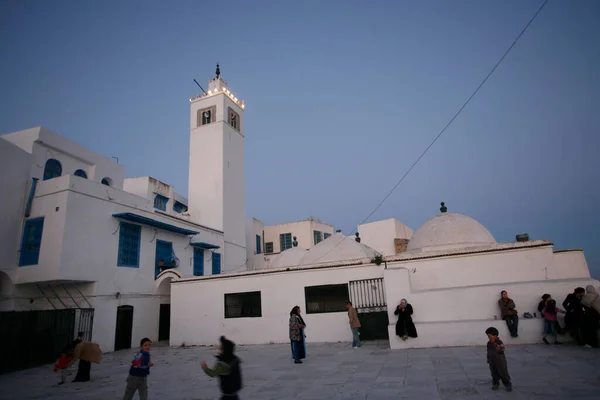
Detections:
[188, 64, 246, 272]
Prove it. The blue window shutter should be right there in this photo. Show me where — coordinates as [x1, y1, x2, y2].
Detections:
[154, 194, 168, 211]
[155, 240, 173, 278]
[255, 235, 261, 254]
[43, 159, 62, 181]
[212, 253, 221, 275]
[117, 222, 141, 267]
[193, 248, 204, 276]
[19, 218, 45, 266]
[74, 169, 88, 179]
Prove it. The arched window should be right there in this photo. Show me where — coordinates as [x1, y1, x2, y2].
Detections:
[101, 177, 112, 187]
[74, 169, 88, 179]
[43, 159, 62, 181]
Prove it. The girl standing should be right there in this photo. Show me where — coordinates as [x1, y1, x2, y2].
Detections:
[542, 298, 565, 345]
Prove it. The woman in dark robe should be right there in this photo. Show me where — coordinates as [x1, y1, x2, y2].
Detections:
[289, 306, 307, 364]
[394, 299, 417, 340]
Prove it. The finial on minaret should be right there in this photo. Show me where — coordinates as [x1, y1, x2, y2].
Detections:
[355, 232, 361, 243]
[292, 236, 298, 247]
[440, 202, 447, 213]
[216, 63, 221, 79]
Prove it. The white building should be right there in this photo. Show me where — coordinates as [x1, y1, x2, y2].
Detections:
[170, 205, 599, 350]
[0, 67, 247, 353]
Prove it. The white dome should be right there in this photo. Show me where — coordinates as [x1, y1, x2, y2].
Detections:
[269, 247, 307, 269]
[406, 212, 496, 252]
[299, 233, 377, 265]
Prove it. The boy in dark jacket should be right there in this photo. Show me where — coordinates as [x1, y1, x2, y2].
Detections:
[485, 327, 512, 392]
[201, 336, 243, 399]
[123, 338, 153, 400]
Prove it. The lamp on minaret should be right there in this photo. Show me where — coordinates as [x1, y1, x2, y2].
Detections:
[216, 63, 221, 79]
[292, 236, 298, 247]
[440, 202, 447, 213]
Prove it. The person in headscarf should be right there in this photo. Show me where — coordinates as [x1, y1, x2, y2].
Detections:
[201, 336, 243, 400]
[66, 335, 102, 382]
[581, 285, 600, 348]
[289, 306, 307, 364]
[563, 287, 586, 345]
[498, 290, 518, 338]
[394, 299, 417, 340]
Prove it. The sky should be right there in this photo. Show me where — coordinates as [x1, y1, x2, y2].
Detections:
[1, 0, 599, 278]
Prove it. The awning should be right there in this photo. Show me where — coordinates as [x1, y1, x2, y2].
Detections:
[112, 212, 199, 235]
[190, 242, 220, 250]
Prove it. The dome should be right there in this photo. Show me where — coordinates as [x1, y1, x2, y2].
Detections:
[269, 247, 307, 269]
[299, 233, 377, 265]
[406, 212, 496, 253]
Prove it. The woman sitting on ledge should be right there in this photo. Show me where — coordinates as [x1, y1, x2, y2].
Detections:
[395, 299, 418, 341]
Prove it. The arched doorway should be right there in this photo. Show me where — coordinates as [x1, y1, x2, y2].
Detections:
[114, 305, 134, 351]
[155, 270, 179, 342]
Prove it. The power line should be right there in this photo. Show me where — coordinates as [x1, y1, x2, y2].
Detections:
[309, 0, 550, 265]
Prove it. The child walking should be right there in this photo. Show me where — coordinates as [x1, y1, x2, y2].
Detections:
[53, 348, 73, 385]
[485, 327, 512, 392]
[542, 298, 565, 344]
[123, 338, 153, 400]
[201, 336, 243, 400]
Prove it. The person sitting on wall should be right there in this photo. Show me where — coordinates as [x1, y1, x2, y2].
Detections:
[563, 287, 586, 345]
[394, 299, 417, 341]
[498, 291, 518, 338]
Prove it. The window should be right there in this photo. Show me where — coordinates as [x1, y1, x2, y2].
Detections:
[101, 177, 112, 186]
[212, 252, 221, 275]
[117, 222, 141, 267]
[228, 107, 240, 131]
[225, 291, 262, 318]
[155, 240, 173, 278]
[279, 233, 292, 252]
[324, 233, 332, 240]
[193, 248, 204, 276]
[197, 106, 216, 126]
[255, 234, 261, 254]
[304, 284, 349, 314]
[19, 217, 44, 266]
[74, 169, 88, 179]
[173, 201, 187, 213]
[314, 230, 323, 245]
[265, 242, 274, 253]
[43, 159, 62, 181]
[154, 194, 168, 211]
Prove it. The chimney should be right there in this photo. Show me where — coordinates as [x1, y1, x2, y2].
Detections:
[516, 233, 529, 242]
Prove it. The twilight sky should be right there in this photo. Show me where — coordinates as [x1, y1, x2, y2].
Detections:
[1, 0, 598, 277]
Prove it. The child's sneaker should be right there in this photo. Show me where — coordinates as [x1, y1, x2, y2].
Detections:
[492, 384, 499, 391]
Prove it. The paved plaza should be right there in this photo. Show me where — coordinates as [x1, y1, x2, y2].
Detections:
[0, 341, 599, 399]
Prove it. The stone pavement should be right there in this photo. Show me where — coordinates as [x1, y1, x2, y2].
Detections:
[0, 341, 599, 400]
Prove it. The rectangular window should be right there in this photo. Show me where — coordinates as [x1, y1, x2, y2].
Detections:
[313, 230, 323, 245]
[265, 242, 274, 253]
[224, 291, 262, 318]
[324, 232, 332, 240]
[173, 201, 188, 213]
[193, 248, 204, 276]
[279, 233, 292, 252]
[19, 217, 45, 266]
[154, 194, 168, 211]
[304, 284, 349, 314]
[212, 252, 221, 275]
[255, 234, 261, 254]
[155, 240, 173, 278]
[228, 107, 240, 132]
[197, 106, 216, 126]
[117, 222, 141, 267]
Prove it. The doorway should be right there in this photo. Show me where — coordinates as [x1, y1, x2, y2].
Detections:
[114, 305, 134, 351]
[349, 278, 389, 340]
[158, 304, 171, 341]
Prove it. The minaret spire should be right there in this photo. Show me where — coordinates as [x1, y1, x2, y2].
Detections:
[216, 63, 221, 79]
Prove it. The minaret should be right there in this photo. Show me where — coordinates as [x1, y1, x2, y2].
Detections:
[188, 64, 246, 272]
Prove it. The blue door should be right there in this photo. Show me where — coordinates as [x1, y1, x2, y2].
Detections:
[193, 248, 204, 276]
[212, 253, 221, 275]
[155, 240, 173, 278]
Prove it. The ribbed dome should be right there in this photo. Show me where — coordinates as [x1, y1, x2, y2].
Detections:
[269, 247, 307, 269]
[406, 212, 495, 252]
[299, 233, 377, 265]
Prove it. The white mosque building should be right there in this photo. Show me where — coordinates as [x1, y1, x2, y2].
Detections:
[1, 67, 598, 356]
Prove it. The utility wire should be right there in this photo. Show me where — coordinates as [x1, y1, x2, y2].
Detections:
[308, 0, 550, 265]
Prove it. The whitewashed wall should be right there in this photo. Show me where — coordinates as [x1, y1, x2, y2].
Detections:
[170, 264, 384, 347]
[263, 220, 334, 253]
[358, 218, 413, 256]
[245, 218, 265, 271]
